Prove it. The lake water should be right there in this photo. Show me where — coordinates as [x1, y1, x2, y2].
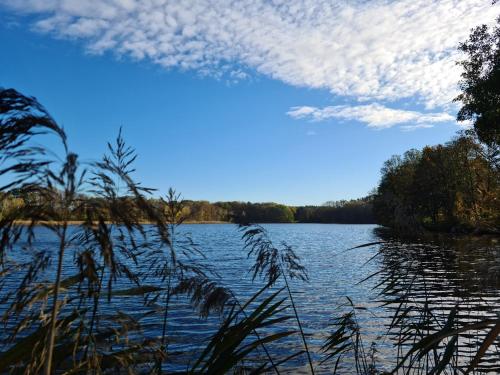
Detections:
[1, 224, 499, 373]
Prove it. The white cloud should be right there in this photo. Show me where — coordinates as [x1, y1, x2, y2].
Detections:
[287, 104, 454, 129]
[400, 124, 435, 132]
[2, 0, 498, 111]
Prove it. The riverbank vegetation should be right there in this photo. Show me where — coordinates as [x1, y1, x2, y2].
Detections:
[373, 131, 499, 234]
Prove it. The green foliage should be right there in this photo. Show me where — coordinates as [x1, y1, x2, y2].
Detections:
[189, 286, 295, 375]
[455, 16, 500, 147]
[296, 198, 374, 224]
[1, 194, 375, 224]
[373, 132, 500, 233]
[239, 223, 314, 373]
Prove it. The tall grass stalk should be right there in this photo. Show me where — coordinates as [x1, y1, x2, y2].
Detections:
[239, 223, 315, 374]
[44, 221, 67, 375]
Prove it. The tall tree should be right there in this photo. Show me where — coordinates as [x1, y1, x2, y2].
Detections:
[455, 16, 500, 147]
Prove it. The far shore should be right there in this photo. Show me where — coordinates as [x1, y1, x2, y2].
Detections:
[13, 220, 231, 225]
[9, 221, 498, 238]
[13, 220, 377, 225]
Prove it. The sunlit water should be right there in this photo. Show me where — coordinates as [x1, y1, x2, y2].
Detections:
[1, 224, 499, 373]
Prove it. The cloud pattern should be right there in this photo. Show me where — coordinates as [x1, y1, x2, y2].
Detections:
[2, 0, 498, 129]
[287, 104, 454, 129]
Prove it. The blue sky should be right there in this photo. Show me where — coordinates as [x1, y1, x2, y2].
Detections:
[1, 1, 498, 205]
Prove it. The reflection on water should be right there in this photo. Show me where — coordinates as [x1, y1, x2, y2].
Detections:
[0, 224, 499, 373]
[374, 229, 500, 374]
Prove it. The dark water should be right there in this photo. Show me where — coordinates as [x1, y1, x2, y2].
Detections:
[1, 224, 499, 373]
[373, 231, 500, 374]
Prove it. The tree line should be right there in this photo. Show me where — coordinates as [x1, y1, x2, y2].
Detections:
[175, 198, 374, 223]
[373, 131, 499, 234]
[0, 191, 375, 224]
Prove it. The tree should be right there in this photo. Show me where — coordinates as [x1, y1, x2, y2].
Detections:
[373, 134, 499, 233]
[455, 16, 500, 147]
[373, 150, 422, 230]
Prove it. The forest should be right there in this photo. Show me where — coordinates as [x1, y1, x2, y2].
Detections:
[0, 192, 375, 224]
[373, 131, 499, 234]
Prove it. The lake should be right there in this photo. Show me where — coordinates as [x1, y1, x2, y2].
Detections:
[1, 223, 499, 373]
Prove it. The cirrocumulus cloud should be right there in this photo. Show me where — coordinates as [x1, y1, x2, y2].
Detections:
[2, 0, 498, 129]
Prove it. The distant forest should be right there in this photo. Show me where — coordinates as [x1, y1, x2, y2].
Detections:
[0, 191, 375, 224]
[180, 197, 374, 223]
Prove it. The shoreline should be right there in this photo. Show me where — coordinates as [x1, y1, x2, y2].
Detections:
[13, 220, 232, 225]
[12, 221, 498, 237]
[12, 220, 379, 226]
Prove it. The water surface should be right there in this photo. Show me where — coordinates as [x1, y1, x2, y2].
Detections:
[1, 224, 499, 373]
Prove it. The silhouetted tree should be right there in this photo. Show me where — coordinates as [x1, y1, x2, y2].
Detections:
[455, 16, 500, 147]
